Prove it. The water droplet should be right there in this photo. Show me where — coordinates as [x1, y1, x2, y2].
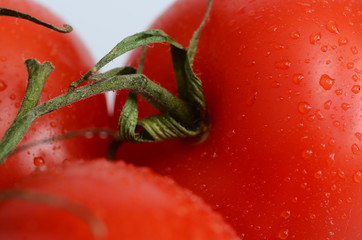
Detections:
[292, 73, 304, 84]
[324, 100, 332, 110]
[337, 169, 345, 178]
[310, 213, 316, 219]
[275, 60, 292, 70]
[355, 132, 362, 141]
[33, 156, 45, 166]
[281, 210, 291, 219]
[319, 74, 335, 90]
[9, 94, 16, 100]
[351, 85, 360, 94]
[335, 89, 343, 95]
[326, 20, 340, 34]
[302, 149, 313, 159]
[338, 37, 348, 46]
[49, 121, 57, 128]
[290, 31, 301, 39]
[278, 229, 289, 239]
[352, 74, 360, 82]
[341, 103, 352, 111]
[352, 144, 360, 155]
[0, 56, 7, 62]
[0, 80, 6, 91]
[353, 171, 362, 183]
[321, 45, 328, 52]
[298, 102, 312, 114]
[310, 32, 321, 44]
[246, 91, 258, 106]
[272, 81, 281, 88]
[347, 62, 354, 69]
[351, 46, 359, 55]
[315, 109, 325, 120]
[314, 171, 323, 179]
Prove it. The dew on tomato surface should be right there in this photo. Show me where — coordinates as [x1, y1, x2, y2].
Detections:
[321, 45, 328, 52]
[310, 32, 322, 45]
[351, 85, 361, 94]
[298, 102, 312, 114]
[338, 37, 349, 46]
[314, 170, 323, 179]
[341, 103, 352, 111]
[33, 156, 45, 166]
[275, 60, 292, 70]
[346, 62, 354, 69]
[277, 228, 289, 239]
[334, 89, 343, 95]
[290, 31, 301, 39]
[281, 210, 291, 219]
[353, 171, 362, 183]
[319, 74, 335, 90]
[355, 132, 362, 141]
[292, 73, 304, 84]
[351, 46, 359, 55]
[324, 100, 332, 110]
[326, 20, 340, 34]
[0, 80, 6, 91]
[351, 144, 360, 155]
[352, 74, 360, 82]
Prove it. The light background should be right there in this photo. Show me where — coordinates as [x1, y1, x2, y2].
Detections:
[34, 0, 175, 69]
[34, 0, 176, 111]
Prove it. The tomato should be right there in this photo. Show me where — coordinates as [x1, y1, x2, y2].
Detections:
[0, 0, 110, 188]
[0, 158, 240, 240]
[114, 0, 362, 239]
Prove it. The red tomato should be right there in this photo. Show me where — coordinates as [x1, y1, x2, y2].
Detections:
[114, 0, 362, 239]
[0, 0, 110, 188]
[0, 159, 240, 240]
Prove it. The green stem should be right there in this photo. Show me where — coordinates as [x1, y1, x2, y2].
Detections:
[0, 8, 72, 33]
[0, 73, 192, 163]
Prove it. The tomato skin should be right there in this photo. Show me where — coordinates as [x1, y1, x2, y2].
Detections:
[0, 0, 110, 188]
[0, 159, 240, 240]
[115, 0, 362, 239]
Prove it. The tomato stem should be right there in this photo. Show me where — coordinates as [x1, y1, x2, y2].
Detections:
[0, 8, 72, 33]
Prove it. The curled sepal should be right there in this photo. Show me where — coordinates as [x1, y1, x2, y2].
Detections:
[70, 29, 185, 89]
[0, 8, 72, 33]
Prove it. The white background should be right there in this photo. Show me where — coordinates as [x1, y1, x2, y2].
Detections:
[34, 0, 175, 111]
[34, 0, 175, 69]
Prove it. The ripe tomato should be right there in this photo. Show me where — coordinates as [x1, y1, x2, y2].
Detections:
[0, 159, 240, 240]
[0, 0, 110, 188]
[114, 0, 362, 238]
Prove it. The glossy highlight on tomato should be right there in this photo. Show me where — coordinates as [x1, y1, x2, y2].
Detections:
[114, 0, 362, 239]
[0, 0, 110, 188]
[0, 159, 240, 240]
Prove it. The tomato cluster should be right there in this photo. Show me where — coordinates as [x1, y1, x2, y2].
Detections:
[1, 0, 362, 239]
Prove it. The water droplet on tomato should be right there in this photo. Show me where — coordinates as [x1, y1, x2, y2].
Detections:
[246, 91, 258, 106]
[355, 132, 362, 141]
[281, 210, 291, 219]
[335, 89, 343, 95]
[275, 60, 292, 70]
[338, 37, 348, 46]
[310, 32, 321, 44]
[352, 144, 360, 155]
[315, 109, 324, 120]
[347, 62, 354, 69]
[0, 80, 7, 91]
[352, 74, 360, 82]
[324, 100, 332, 110]
[353, 171, 362, 183]
[9, 94, 16, 100]
[319, 74, 335, 90]
[272, 81, 281, 88]
[298, 102, 312, 114]
[328, 138, 336, 146]
[341, 103, 352, 111]
[351, 85, 361, 94]
[314, 171, 323, 179]
[337, 169, 345, 178]
[321, 45, 328, 52]
[351, 46, 359, 55]
[302, 149, 313, 159]
[290, 31, 301, 39]
[292, 73, 304, 84]
[49, 121, 57, 128]
[326, 20, 340, 34]
[278, 229, 289, 239]
[33, 156, 45, 166]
